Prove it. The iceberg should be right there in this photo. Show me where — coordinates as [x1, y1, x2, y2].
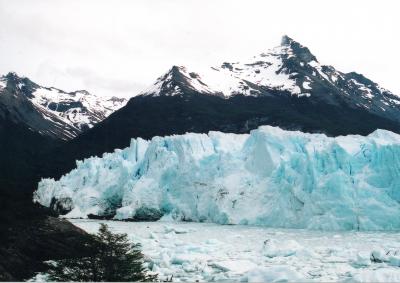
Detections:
[34, 126, 400, 230]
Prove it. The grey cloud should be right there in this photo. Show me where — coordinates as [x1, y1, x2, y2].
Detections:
[65, 67, 147, 96]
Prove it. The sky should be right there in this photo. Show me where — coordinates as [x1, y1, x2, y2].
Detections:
[0, 0, 399, 98]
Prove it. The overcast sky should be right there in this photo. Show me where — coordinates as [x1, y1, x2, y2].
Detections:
[0, 0, 399, 98]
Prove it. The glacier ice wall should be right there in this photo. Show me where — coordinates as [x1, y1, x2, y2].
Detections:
[34, 126, 400, 230]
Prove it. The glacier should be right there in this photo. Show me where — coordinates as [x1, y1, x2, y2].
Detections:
[34, 126, 400, 230]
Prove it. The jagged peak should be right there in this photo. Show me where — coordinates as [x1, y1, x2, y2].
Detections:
[155, 65, 186, 81]
[170, 65, 186, 72]
[3, 71, 24, 82]
[279, 35, 317, 63]
[139, 66, 187, 97]
[3, 72, 34, 84]
[280, 35, 295, 46]
[1, 72, 39, 92]
[139, 65, 216, 97]
[162, 65, 206, 82]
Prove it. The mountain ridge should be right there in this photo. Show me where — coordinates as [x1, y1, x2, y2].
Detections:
[0, 72, 127, 140]
[139, 35, 400, 124]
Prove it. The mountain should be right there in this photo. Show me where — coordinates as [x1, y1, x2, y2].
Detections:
[43, 36, 400, 179]
[0, 72, 126, 140]
[35, 126, 400, 231]
[0, 73, 127, 280]
[141, 35, 400, 122]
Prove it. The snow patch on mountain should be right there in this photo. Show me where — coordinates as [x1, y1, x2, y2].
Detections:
[140, 66, 216, 97]
[0, 78, 6, 90]
[34, 126, 400, 231]
[208, 44, 302, 95]
[30, 86, 126, 131]
[0, 72, 127, 139]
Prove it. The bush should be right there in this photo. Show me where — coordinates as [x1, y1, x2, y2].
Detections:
[45, 224, 157, 282]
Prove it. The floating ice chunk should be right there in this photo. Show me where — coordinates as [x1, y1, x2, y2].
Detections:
[182, 244, 208, 254]
[149, 232, 158, 239]
[182, 262, 197, 272]
[171, 253, 210, 265]
[173, 227, 189, 234]
[163, 225, 190, 234]
[212, 260, 258, 273]
[163, 225, 174, 233]
[205, 239, 224, 245]
[162, 233, 174, 240]
[371, 249, 389, 263]
[352, 252, 371, 266]
[157, 253, 171, 268]
[389, 255, 400, 267]
[173, 240, 185, 246]
[324, 256, 348, 263]
[240, 266, 303, 282]
[352, 268, 400, 282]
[263, 239, 303, 258]
[295, 248, 318, 259]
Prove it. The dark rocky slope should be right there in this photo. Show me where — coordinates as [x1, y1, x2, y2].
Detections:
[0, 118, 92, 281]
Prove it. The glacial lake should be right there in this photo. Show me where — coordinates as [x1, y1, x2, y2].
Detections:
[70, 219, 400, 282]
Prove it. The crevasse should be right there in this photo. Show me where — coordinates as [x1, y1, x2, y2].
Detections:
[34, 126, 400, 230]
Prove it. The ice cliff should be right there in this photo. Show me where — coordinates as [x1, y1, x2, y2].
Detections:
[34, 126, 400, 230]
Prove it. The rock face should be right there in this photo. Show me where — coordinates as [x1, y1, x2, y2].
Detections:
[0, 72, 126, 140]
[35, 126, 400, 231]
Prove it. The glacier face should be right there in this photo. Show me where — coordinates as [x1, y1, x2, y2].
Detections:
[34, 126, 400, 230]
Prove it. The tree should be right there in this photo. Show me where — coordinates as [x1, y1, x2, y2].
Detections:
[45, 224, 157, 282]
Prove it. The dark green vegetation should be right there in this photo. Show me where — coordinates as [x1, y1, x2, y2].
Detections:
[46, 224, 156, 282]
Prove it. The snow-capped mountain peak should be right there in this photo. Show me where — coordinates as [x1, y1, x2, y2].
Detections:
[140, 65, 218, 97]
[0, 72, 127, 139]
[139, 36, 322, 99]
[138, 36, 400, 123]
[280, 35, 317, 63]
